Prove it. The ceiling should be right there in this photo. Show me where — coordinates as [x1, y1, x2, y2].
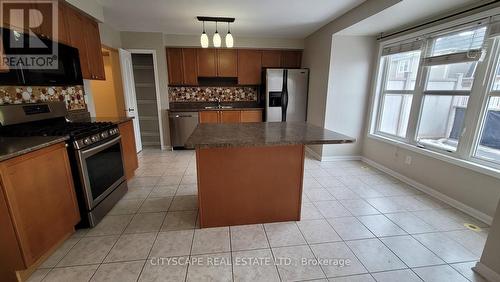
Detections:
[97, 0, 365, 39]
[340, 0, 481, 36]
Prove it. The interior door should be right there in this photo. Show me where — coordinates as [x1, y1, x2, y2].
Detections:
[119, 48, 143, 152]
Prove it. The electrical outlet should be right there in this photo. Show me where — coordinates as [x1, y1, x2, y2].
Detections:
[405, 156, 412, 165]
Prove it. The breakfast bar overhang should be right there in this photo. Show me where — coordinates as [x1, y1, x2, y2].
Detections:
[186, 122, 355, 228]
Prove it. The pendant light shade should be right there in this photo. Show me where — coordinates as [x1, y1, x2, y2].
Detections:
[200, 21, 209, 48]
[200, 32, 209, 48]
[213, 22, 221, 47]
[225, 22, 233, 48]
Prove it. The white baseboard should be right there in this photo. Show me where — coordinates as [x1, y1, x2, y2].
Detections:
[305, 146, 362, 162]
[361, 157, 493, 225]
[474, 262, 500, 282]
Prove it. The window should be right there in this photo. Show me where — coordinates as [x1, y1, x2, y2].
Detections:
[474, 57, 500, 164]
[416, 26, 487, 152]
[375, 47, 421, 138]
[369, 17, 500, 173]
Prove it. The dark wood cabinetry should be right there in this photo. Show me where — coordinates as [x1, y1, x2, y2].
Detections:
[0, 143, 79, 280]
[2, 1, 105, 80]
[167, 47, 302, 86]
[197, 48, 217, 77]
[182, 48, 198, 85]
[238, 50, 262, 85]
[261, 50, 282, 68]
[217, 49, 238, 77]
[281, 50, 302, 68]
[166, 48, 199, 85]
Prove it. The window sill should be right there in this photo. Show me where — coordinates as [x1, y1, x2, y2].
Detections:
[367, 133, 500, 180]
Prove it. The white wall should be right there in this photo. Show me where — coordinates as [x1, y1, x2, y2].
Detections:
[120, 31, 170, 148]
[164, 34, 304, 49]
[99, 22, 122, 49]
[302, 0, 401, 157]
[64, 0, 104, 22]
[322, 35, 377, 158]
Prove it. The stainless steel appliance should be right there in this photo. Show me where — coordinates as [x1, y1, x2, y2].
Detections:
[0, 28, 83, 86]
[169, 111, 199, 149]
[0, 102, 127, 227]
[264, 68, 309, 122]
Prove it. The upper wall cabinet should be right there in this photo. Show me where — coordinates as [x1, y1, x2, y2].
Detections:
[197, 48, 217, 77]
[167, 47, 302, 86]
[261, 50, 282, 68]
[166, 48, 198, 85]
[217, 49, 238, 77]
[238, 49, 261, 85]
[281, 50, 302, 68]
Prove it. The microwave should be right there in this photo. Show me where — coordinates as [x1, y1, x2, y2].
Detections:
[0, 28, 83, 86]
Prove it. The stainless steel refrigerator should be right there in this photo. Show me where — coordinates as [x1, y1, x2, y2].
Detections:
[264, 68, 309, 122]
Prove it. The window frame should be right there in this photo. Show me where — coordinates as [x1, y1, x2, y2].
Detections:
[368, 16, 500, 176]
[373, 46, 424, 141]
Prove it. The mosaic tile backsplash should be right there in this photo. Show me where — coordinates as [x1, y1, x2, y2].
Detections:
[0, 85, 86, 111]
[168, 86, 258, 102]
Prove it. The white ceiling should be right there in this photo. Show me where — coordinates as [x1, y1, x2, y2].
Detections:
[97, 0, 365, 39]
[340, 0, 481, 36]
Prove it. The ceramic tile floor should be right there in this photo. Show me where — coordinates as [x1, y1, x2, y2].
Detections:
[29, 149, 491, 282]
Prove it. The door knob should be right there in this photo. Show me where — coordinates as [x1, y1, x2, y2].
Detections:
[127, 108, 135, 112]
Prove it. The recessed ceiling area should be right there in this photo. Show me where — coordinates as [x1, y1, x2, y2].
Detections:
[340, 0, 480, 36]
[97, 0, 365, 38]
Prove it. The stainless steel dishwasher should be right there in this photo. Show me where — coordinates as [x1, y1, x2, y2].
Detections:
[168, 111, 199, 149]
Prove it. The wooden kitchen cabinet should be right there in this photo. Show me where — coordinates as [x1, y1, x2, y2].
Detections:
[118, 120, 139, 180]
[64, 2, 105, 80]
[166, 48, 184, 85]
[166, 48, 198, 85]
[0, 142, 79, 278]
[84, 19, 105, 80]
[197, 48, 217, 77]
[182, 48, 198, 85]
[241, 110, 263, 122]
[238, 49, 262, 85]
[261, 50, 282, 68]
[200, 110, 261, 124]
[281, 50, 302, 68]
[199, 111, 219, 124]
[219, 110, 241, 123]
[217, 49, 238, 77]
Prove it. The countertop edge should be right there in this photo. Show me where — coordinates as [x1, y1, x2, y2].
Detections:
[168, 107, 264, 112]
[0, 136, 69, 162]
[185, 139, 356, 149]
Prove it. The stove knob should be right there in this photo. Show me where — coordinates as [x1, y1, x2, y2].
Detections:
[100, 132, 108, 138]
[109, 129, 115, 135]
[91, 136, 99, 142]
[83, 137, 91, 145]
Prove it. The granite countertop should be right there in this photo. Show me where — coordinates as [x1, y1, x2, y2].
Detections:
[89, 116, 134, 124]
[169, 107, 264, 112]
[185, 122, 355, 149]
[169, 102, 263, 112]
[0, 136, 69, 162]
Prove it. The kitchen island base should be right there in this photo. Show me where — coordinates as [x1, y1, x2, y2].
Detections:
[196, 145, 305, 228]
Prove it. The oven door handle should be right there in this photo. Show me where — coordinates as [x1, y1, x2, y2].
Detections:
[81, 135, 121, 156]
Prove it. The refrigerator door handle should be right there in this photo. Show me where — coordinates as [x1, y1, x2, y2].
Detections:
[281, 69, 289, 122]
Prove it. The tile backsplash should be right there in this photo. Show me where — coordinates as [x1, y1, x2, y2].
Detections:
[169, 86, 258, 103]
[0, 85, 86, 111]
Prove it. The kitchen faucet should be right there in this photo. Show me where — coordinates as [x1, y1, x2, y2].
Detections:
[216, 97, 221, 108]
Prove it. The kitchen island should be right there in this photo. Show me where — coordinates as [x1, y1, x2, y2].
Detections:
[186, 122, 355, 228]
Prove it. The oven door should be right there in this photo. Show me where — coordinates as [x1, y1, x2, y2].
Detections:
[76, 136, 125, 210]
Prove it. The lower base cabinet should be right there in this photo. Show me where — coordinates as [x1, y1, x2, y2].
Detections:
[118, 120, 139, 180]
[0, 142, 80, 281]
[199, 109, 263, 124]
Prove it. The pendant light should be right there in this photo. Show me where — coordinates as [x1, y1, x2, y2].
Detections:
[200, 21, 209, 48]
[213, 21, 221, 48]
[225, 22, 234, 48]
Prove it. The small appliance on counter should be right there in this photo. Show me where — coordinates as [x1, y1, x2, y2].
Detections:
[264, 68, 309, 122]
[0, 102, 127, 227]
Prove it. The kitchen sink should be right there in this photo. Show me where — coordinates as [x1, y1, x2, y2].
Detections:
[204, 106, 233, 109]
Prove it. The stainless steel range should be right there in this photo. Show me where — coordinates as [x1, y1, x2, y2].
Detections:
[0, 102, 127, 227]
